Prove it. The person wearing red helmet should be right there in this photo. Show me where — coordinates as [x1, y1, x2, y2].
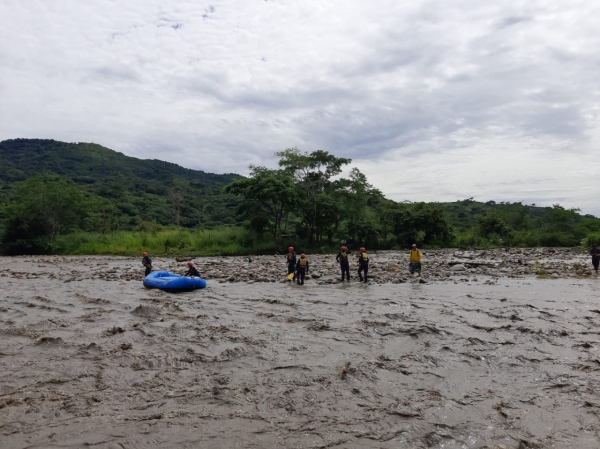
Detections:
[142, 251, 152, 276]
[336, 245, 352, 282]
[286, 246, 297, 282]
[295, 253, 310, 285]
[184, 261, 200, 277]
[357, 247, 369, 283]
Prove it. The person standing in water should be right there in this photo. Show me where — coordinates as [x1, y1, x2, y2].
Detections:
[286, 246, 297, 281]
[184, 261, 200, 277]
[296, 254, 309, 285]
[409, 244, 422, 276]
[142, 252, 152, 276]
[336, 246, 351, 282]
[357, 247, 369, 283]
[591, 244, 599, 275]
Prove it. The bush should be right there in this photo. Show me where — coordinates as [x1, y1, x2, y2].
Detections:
[582, 233, 600, 248]
[454, 230, 483, 248]
[475, 212, 511, 237]
[507, 231, 540, 247]
[538, 232, 579, 247]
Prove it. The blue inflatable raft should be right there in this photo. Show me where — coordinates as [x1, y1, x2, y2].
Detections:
[143, 271, 207, 292]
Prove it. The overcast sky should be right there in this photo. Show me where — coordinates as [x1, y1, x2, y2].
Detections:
[1, 0, 599, 214]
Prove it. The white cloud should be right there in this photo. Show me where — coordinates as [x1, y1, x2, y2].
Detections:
[1, 0, 599, 214]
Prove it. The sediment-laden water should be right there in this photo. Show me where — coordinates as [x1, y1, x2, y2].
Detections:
[1, 251, 599, 448]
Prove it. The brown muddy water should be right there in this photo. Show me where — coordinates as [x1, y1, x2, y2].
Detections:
[1, 255, 599, 448]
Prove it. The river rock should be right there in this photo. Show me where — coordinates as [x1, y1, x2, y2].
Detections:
[386, 263, 401, 272]
[450, 264, 466, 271]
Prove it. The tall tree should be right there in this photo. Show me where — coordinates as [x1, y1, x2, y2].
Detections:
[276, 148, 351, 242]
[224, 166, 297, 238]
[1, 175, 88, 254]
[11, 175, 86, 240]
[383, 201, 453, 245]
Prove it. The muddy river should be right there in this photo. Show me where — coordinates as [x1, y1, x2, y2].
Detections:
[1, 254, 599, 448]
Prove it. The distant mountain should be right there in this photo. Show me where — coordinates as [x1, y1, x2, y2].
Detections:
[0, 138, 243, 228]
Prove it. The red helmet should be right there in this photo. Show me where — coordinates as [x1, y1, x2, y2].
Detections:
[300, 254, 306, 259]
[187, 261, 193, 267]
[360, 247, 365, 252]
[341, 246, 347, 251]
[288, 247, 294, 252]
[143, 252, 148, 256]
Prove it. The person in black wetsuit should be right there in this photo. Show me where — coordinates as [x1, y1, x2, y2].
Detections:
[591, 245, 599, 275]
[357, 247, 369, 283]
[184, 261, 200, 277]
[296, 254, 309, 285]
[336, 246, 351, 282]
[142, 252, 152, 276]
[286, 246, 297, 281]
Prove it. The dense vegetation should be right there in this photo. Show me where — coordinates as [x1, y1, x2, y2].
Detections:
[1, 139, 599, 256]
[0, 139, 243, 254]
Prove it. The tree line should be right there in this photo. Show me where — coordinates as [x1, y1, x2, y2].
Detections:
[1, 147, 599, 255]
[223, 148, 600, 250]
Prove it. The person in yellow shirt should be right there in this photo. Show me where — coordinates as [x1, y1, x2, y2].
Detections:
[408, 244, 422, 276]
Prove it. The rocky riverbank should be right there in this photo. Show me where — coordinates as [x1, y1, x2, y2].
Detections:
[2, 247, 595, 285]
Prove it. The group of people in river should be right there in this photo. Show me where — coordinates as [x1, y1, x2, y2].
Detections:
[283, 244, 422, 285]
[141, 245, 422, 284]
[141, 243, 600, 284]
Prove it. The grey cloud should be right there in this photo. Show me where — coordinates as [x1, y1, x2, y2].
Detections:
[180, 76, 366, 112]
[202, 5, 216, 19]
[1, 0, 600, 214]
[88, 66, 141, 83]
[520, 105, 584, 138]
[495, 16, 532, 29]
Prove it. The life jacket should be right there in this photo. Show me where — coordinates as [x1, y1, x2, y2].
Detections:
[340, 251, 348, 260]
[361, 252, 368, 262]
[409, 249, 421, 262]
[299, 258, 307, 268]
[287, 252, 295, 262]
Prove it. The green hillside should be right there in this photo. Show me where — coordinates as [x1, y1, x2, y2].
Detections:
[1, 139, 598, 256]
[0, 138, 242, 228]
[437, 199, 548, 230]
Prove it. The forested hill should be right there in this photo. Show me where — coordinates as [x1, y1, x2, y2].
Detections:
[0, 138, 242, 227]
[1, 140, 599, 256]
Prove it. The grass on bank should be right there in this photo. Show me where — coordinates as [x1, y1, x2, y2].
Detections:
[53, 226, 276, 256]
[34, 228, 600, 257]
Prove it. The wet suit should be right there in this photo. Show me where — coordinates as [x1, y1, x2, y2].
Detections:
[185, 266, 201, 277]
[296, 258, 309, 285]
[286, 251, 297, 281]
[142, 256, 152, 276]
[357, 252, 369, 283]
[336, 250, 351, 281]
[591, 247, 600, 273]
